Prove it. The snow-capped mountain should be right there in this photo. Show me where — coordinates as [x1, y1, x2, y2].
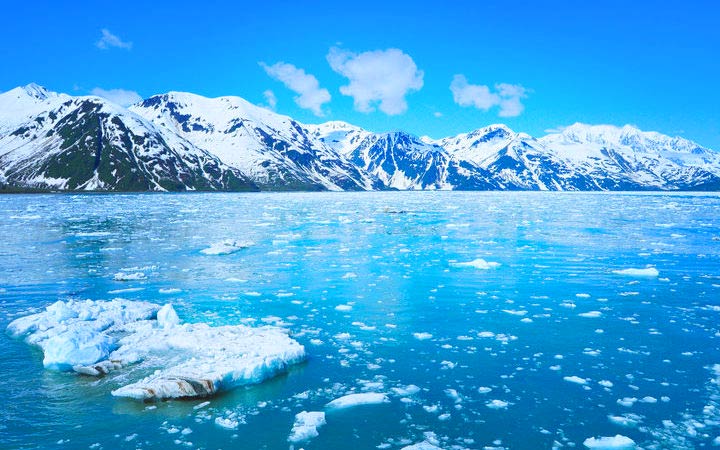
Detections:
[0, 84, 256, 191]
[130, 94, 381, 191]
[1, 83, 718, 192]
[539, 123, 720, 190]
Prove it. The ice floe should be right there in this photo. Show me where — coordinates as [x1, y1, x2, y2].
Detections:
[288, 411, 325, 443]
[612, 267, 659, 277]
[7, 299, 305, 400]
[325, 392, 389, 409]
[583, 434, 636, 449]
[200, 240, 253, 255]
[450, 258, 500, 269]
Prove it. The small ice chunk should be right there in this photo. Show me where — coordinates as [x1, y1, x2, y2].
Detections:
[200, 240, 252, 256]
[413, 332, 433, 340]
[564, 376, 588, 385]
[113, 272, 146, 281]
[579, 311, 602, 318]
[326, 393, 389, 409]
[401, 442, 442, 450]
[335, 304, 353, 312]
[486, 399, 508, 409]
[450, 258, 500, 269]
[288, 411, 325, 443]
[214, 417, 239, 430]
[612, 267, 659, 277]
[156, 304, 180, 329]
[583, 434, 636, 449]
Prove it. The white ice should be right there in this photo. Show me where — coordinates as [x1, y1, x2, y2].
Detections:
[612, 267, 659, 277]
[288, 411, 326, 443]
[7, 300, 305, 400]
[583, 434, 636, 449]
[450, 258, 500, 269]
[325, 392, 389, 409]
[200, 240, 253, 255]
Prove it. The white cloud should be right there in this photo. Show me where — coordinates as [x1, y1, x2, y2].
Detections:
[260, 62, 330, 116]
[90, 88, 142, 106]
[263, 89, 277, 110]
[96, 29, 132, 50]
[327, 47, 423, 115]
[450, 75, 528, 117]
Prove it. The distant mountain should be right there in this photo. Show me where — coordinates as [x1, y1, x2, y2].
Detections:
[129, 93, 381, 191]
[0, 84, 256, 192]
[1, 84, 718, 192]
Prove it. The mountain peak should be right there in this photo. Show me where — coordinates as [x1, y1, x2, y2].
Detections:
[22, 83, 51, 100]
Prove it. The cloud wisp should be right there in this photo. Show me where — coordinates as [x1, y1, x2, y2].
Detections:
[96, 29, 133, 50]
[263, 90, 277, 110]
[327, 47, 423, 116]
[450, 75, 528, 117]
[90, 88, 142, 106]
[260, 62, 331, 116]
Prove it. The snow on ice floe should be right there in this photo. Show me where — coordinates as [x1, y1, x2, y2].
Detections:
[325, 392, 389, 409]
[612, 267, 659, 277]
[400, 442, 442, 450]
[288, 411, 325, 443]
[583, 435, 636, 449]
[7, 299, 305, 400]
[200, 239, 253, 255]
[450, 258, 500, 269]
[113, 272, 147, 281]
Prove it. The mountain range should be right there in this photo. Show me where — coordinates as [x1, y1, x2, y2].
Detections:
[1, 83, 718, 192]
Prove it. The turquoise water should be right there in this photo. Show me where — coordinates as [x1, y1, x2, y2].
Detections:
[1, 192, 719, 449]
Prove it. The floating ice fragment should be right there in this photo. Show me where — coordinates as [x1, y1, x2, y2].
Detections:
[413, 332, 433, 340]
[325, 393, 389, 409]
[583, 434, 636, 449]
[200, 240, 253, 255]
[214, 417, 239, 430]
[7, 300, 305, 400]
[612, 267, 659, 277]
[288, 411, 325, 443]
[579, 311, 602, 318]
[450, 258, 500, 270]
[564, 376, 589, 385]
[401, 442, 442, 450]
[486, 399, 509, 409]
[157, 304, 180, 329]
[335, 304, 353, 312]
[113, 272, 146, 281]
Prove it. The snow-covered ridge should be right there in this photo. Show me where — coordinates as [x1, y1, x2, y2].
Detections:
[7, 299, 306, 400]
[1, 83, 719, 192]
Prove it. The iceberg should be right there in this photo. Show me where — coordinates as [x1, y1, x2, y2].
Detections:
[7, 299, 306, 400]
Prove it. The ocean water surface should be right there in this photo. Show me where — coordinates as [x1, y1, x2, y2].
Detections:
[1, 192, 719, 449]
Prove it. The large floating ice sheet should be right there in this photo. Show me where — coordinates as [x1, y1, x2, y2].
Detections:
[7, 300, 305, 400]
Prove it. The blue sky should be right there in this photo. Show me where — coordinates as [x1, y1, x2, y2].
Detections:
[2, 0, 719, 148]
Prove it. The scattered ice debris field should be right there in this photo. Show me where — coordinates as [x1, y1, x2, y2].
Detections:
[1, 191, 720, 449]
